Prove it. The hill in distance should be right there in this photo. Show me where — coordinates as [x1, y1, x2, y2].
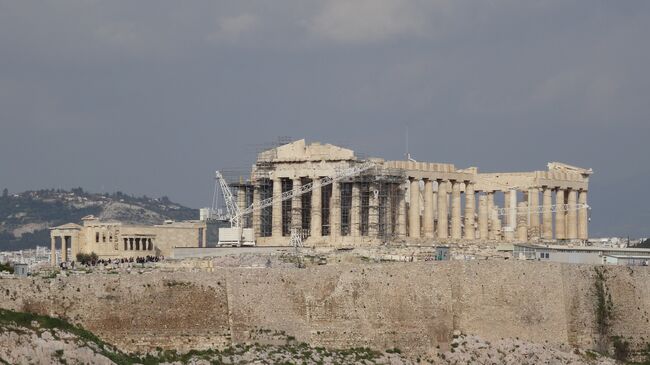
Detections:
[0, 188, 198, 251]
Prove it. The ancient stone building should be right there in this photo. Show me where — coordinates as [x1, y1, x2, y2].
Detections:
[234, 139, 592, 246]
[50, 216, 207, 264]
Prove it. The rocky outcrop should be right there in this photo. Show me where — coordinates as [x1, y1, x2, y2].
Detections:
[0, 261, 649, 361]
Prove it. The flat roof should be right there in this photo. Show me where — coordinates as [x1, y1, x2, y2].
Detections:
[514, 243, 650, 254]
[603, 255, 650, 259]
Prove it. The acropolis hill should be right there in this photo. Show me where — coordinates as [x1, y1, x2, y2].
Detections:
[7, 140, 648, 364]
[1, 259, 649, 363]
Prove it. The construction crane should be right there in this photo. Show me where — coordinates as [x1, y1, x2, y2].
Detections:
[495, 203, 589, 217]
[215, 160, 377, 246]
[215, 171, 242, 227]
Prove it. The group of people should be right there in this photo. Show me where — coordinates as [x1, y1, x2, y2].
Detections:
[59, 255, 165, 270]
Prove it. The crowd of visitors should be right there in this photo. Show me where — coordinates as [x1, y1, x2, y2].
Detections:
[59, 255, 164, 270]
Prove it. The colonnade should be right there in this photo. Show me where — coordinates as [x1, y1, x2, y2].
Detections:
[122, 237, 155, 251]
[404, 177, 589, 242]
[246, 176, 589, 243]
[50, 235, 74, 265]
[249, 177, 402, 243]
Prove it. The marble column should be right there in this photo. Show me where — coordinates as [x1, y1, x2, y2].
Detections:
[504, 191, 511, 227]
[253, 182, 262, 238]
[423, 179, 434, 238]
[237, 186, 246, 212]
[517, 202, 528, 241]
[292, 178, 302, 230]
[555, 188, 566, 240]
[397, 184, 407, 237]
[490, 208, 502, 240]
[508, 189, 517, 232]
[478, 195, 488, 240]
[437, 180, 448, 239]
[351, 183, 361, 238]
[542, 187, 553, 240]
[529, 187, 540, 239]
[464, 182, 475, 240]
[486, 191, 495, 212]
[385, 184, 394, 236]
[61, 236, 68, 262]
[503, 190, 517, 241]
[408, 178, 421, 238]
[50, 236, 57, 266]
[330, 182, 341, 241]
[272, 178, 283, 238]
[236, 186, 247, 227]
[70, 235, 77, 259]
[451, 181, 462, 240]
[487, 192, 495, 240]
[311, 179, 322, 239]
[368, 182, 379, 237]
[567, 189, 578, 240]
[432, 185, 438, 232]
[578, 190, 589, 240]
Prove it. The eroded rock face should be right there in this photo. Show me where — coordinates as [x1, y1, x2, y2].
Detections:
[440, 334, 617, 365]
[0, 322, 620, 365]
[0, 261, 649, 360]
[0, 324, 115, 365]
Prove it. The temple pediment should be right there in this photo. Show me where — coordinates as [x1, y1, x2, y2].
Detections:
[51, 223, 82, 230]
[547, 162, 593, 175]
[258, 139, 356, 163]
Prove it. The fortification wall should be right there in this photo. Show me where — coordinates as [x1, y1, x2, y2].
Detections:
[0, 261, 649, 356]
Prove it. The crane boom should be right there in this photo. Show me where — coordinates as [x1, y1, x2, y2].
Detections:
[215, 171, 242, 227]
[495, 203, 589, 216]
[214, 160, 377, 246]
[233, 160, 377, 223]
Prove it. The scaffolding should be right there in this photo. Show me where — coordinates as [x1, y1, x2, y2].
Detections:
[216, 137, 409, 243]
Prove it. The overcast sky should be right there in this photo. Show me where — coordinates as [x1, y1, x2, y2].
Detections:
[1, 1, 649, 237]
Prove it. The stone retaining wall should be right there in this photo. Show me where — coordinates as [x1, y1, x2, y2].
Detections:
[1, 261, 648, 356]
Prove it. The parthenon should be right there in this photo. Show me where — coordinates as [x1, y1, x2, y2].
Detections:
[234, 139, 592, 246]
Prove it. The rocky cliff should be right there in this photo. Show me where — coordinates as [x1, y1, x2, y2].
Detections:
[1, 261, 649, 362]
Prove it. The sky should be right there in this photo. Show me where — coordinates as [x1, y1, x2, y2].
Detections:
[0, 1, 649, 237]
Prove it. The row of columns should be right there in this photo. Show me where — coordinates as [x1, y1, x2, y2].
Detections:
[252, 177, 392, 242]
[50, 235, 72, 265]
[247, 176, 588, 243]
[405, 178, 588, 242]
[50, 234, 157, 266]
[123, 237, 154, 251]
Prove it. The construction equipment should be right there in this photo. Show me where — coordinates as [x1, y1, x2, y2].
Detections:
[215, 160, 377, 246]
[495, 203, 590, 217]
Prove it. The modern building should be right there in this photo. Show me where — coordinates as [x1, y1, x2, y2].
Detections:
[513, 243, 650, 266]
[13, 263, 29, 276]
[229, 139, 592, 246]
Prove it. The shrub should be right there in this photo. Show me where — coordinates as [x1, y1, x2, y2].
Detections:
[612, 336, 630, 361]
[76, 252, 99, 264]
[0, 262, 14, 274]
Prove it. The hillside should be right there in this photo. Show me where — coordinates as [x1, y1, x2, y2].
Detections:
[0, 188, 198, 251]
[0, 308, 619, 365]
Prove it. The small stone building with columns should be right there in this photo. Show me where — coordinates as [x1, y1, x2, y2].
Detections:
[50, 216, 207, 265]
[232, 139, 592, 247]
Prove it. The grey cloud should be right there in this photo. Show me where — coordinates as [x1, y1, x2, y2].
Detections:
[0, 1, 649, 237]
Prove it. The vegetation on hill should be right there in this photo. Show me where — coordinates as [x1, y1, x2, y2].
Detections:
[0, 308, 405, 365]
[0, 188, 198, 250]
